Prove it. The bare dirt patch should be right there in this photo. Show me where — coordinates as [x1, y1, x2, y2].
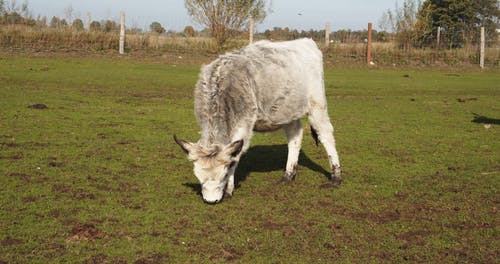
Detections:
[40, 242, 67, 259]
[66, 223, 107, 243]
[380, 149, 416, 163]
[119, 197, 144, 210]
[52, 184, 96, 200]
[396, 230, 432, 248]
[456, 98, 477, 103]
[134, 253, 169, 264]
[0, 153, 23, 160]
[220, 246, 243, 261]
[87, 253, 127, 264]
[27, 103, 48, 109]
[1, 237, 23, 246]
[22, 195, 45, 203]
[48, 156, 64, 167]
[334, 206, 401, 224]
[8, 172, 32, 182]
[0, 140, 19, 148]
[261, 219, 289, 231]
[394, 192, 409, 200]
[118, 182, 140, 192]
[445, 221, 493, 230]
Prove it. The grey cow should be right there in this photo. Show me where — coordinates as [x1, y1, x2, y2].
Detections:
[174, 38, 341, 204]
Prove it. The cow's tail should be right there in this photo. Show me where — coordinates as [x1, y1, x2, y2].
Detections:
[310, 125, 319, 147]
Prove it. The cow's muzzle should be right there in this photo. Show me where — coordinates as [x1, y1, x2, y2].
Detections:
[203, 198, 220, 205]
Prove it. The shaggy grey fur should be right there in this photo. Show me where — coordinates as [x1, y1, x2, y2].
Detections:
[195, 40, 314, 144]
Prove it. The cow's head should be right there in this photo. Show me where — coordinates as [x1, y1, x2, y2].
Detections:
[174, 135, 243, 204]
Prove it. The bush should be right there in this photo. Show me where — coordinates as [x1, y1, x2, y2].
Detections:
[72, 19, 84, 31]
[184, 26, 195, 37]
[150, 21, 165, 34]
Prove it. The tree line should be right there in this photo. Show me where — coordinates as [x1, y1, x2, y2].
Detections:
[0, 0, 384, 44]
[2, 0, 498, 50]
[183, 0, 498, 50]
[380, 0, 499, 49]
[0, 0, 143, 33]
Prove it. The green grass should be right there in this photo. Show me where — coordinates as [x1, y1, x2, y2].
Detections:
[1, 55, 499, 263]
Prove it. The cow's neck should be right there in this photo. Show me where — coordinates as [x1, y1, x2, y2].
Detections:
[197, 57, 252, 147]
[200, 125, 230, 146]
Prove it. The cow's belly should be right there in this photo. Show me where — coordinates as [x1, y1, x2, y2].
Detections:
[253, 97, 308, 132]
[253, 119, 284, 132]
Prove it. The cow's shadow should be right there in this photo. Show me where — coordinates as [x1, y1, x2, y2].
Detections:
[471, 112, 500, 125]
[183, 144, 330, 194]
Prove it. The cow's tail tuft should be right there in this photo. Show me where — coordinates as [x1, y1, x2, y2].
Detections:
[310, 126, 319, 147]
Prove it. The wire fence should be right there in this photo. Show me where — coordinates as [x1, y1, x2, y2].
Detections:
[1, 24, 499, 68]
[323, 42, 500, 68]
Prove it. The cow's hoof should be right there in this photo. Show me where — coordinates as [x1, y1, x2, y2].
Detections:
[278, 177, 293, 185]
[223, 192, 233, 200]
[331, 167, 342, 186]
[331, 175, 342, 186]
[279, 170, 296, 184]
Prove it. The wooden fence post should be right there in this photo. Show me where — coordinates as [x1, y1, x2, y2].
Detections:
[249, 18, 254, 44]
[119, 11, 125, 55]
[325, 22, 330, 47]
[367, 22, 372, 65]
[480, 26, 485, 69]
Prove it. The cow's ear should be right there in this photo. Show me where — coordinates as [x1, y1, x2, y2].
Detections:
[173, 135, 194, 154]
[225, 140, 244, 158]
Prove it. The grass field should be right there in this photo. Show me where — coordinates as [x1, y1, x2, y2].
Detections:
[0, 55, 499, 263]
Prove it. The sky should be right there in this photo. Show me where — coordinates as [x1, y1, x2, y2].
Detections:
[23, 0, 405, 32]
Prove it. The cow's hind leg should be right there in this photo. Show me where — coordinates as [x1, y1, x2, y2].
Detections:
[281, 119, 303, 183]
[308, 106, 342, 186]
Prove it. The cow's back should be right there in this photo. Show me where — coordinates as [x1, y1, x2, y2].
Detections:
[242, 38, 324, 126]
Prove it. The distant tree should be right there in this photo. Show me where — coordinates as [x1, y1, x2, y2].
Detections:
[63, 4, 73, 22]
[416, 0, 500, 48]
[378, 8, 396, 33]
[72, 18, 84, 31]
[89, 21, 101, 31]
[395, 0, 420, 49]
[378, 0, 420, 49]
[60, 18, 68, 27]
[20, 0, 28, 17]
[185, 0, 270, 50]
[150, 21, 165, 34]
[49, 16, 60, 28]
[103, 20, 118, 32]
[375, 31, 390, 42]
[23, 16, 35, 26]
[184, 25, 195, 37]
[263, 29, 271, 39]
[0, 0, 33, 25]
[36, 15, 47, 28]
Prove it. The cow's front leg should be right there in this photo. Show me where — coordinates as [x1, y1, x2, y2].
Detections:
[281, 119, 303, 183]
[224, 163, 238, 199]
